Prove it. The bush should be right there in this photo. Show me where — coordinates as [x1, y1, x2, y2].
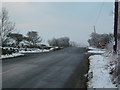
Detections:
[2, 47, 19, 55]
[48, 37, 70, 47]
[88, 33, 113, 49]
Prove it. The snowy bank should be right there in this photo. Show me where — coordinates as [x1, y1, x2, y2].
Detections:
[0, 49, 51, 59]
[87, 47, 117, 88]
[88, 55, 116, 88]
[0, 47, 55, 59]
[88, 47, 105, 54]
[0, 53, 24, 59]
[19, 49, 50, 53]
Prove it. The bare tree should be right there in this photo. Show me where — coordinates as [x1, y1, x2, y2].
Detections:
[48, 37, 70, 47]
[70, 41, 78, 47]
[88, 32, 113, 48]
[48, 38, 58, 46]
[0, 8, 15, 45]
[57, 37, 70, 47]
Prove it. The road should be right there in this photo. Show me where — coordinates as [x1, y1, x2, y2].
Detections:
[2, 47, 89, 88]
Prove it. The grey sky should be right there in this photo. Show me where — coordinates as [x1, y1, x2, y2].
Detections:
[3, 2, 114, 45]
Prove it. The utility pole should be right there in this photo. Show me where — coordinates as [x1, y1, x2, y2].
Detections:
[113, 0, 119, 54]
[94, 25, 96, 33]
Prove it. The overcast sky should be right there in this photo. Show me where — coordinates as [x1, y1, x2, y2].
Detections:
[3, 2, 114, 46]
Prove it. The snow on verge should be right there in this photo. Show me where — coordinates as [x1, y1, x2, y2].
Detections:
[0, 49, 52, 59]
[19, 49, 50, 53]
[87, 47, 117, 88]
[88, 55, 116, 88]
[88, 50, 105, 54]
[0, 53, 24, 59]
[88, 47, 105, 54]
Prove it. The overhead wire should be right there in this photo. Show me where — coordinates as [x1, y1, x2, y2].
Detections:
[94, 2, 104, 26]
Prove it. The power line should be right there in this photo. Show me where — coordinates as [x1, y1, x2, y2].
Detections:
[94, 2, 104, 25]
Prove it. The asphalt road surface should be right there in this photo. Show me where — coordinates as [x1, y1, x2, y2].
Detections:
[2, 47, 88, 88]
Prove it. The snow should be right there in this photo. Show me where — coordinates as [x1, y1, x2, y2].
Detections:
[2, 47, 18, 49]
[6, 38, 16, 45]
[88, 50, 105, 54]
[88, 47, 105, 54]
[88, 55, 116, 88]
[0, 49, 51, 59]
[0, 53, 24, 59]
[0, 47, 52, 59]
[19, 40, 30, 46]
[19, 49, 50, 53]
[87, 47, 117, 88]
[88, 47, 98, 50]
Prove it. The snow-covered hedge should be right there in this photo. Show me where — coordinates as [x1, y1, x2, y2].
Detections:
[1, 47, 19, 55]
[105, 41, 120, 87]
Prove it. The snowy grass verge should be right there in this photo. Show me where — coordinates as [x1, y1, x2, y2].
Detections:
[87, 47, 117, 88]
[19, 49, 50, 53]
[88, 47, 105, 54]
[88, 55, 117, 88]
[0, 53, 24, 59]
[0, 48, 54, 59]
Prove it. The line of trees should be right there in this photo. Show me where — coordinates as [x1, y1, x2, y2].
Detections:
[6, 31, 42, 48]
[0, 8, 42, 48]
[0, 8, 73, 49]
[48, 37, 70, 47]
[88, 32, 114, 49]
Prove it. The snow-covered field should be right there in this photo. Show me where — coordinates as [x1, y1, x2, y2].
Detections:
[87, 47, 117, 88]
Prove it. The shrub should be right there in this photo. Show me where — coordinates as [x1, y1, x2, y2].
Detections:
[2, 47, 19, 55]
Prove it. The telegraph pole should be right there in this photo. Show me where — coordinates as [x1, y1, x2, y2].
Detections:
[94, 25, 96, 33]
[113, 0, 119, 54]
